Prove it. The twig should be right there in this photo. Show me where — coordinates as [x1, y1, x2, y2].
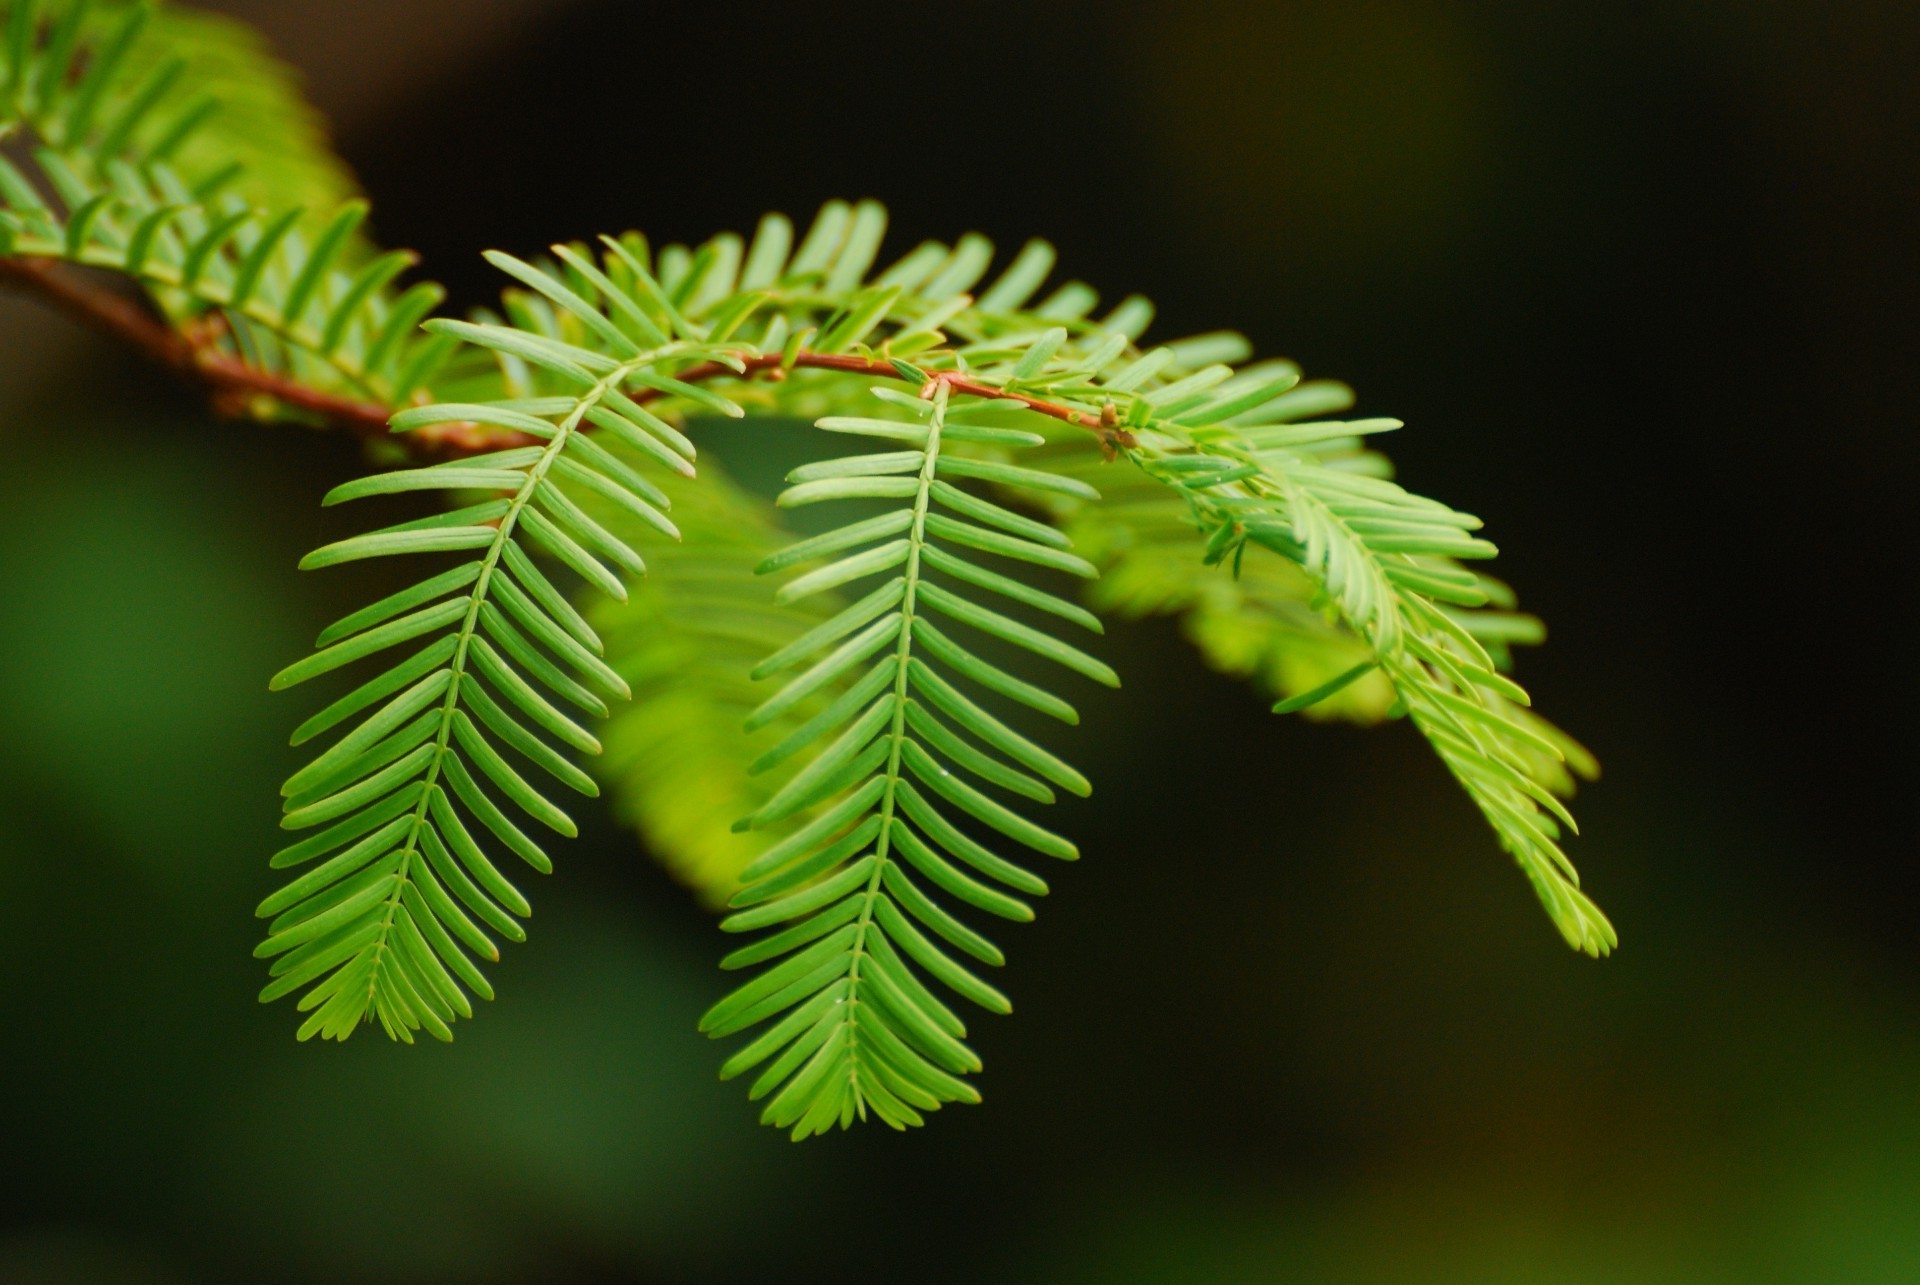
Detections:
[0, 256, 1137, 455]
[677, 352, 1135, 449]
[0, 255, 396, 433]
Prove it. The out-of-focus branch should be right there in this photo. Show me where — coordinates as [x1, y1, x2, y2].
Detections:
[0, 255, 397, 435]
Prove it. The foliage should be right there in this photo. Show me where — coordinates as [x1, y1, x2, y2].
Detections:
[254, 267, 720, 1039]
[1028, 382, 1404, 723]
[0, 0, 1611, 1133]
[4, 0, 354, 207]
[702, 383, 1113, 1134]
[1, 0, 423, 408]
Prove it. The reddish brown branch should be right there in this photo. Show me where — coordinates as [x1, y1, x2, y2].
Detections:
[644, 353, 1136, 454]
[677, 351, 1128, 439]
[1, 255, 191, 366]
[0, 255, 395, 435]
[1, 256, 1136, 456]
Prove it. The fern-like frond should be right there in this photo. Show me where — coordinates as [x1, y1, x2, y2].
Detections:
[966, 330, 1611, 954]
[703, 383, 1115, 1136]
[257, 249, 755, 1040]
[1235, 452, 1609, 952]
[0, 147, 448, 406]
[2, 0, 356, 209]
[1019, 379, 1398, 721]
[1, 1, 430, 413]
[106, 0, 358, 210]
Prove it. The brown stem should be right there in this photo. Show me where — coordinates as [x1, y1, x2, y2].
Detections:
[677, 351, 1134, 446]
[1, 256, 190, 366]
[0, 255, 397, 434]
[0, 255, 1136, 455]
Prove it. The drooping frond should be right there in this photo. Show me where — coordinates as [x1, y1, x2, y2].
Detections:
[1018, 377, 1396, 722]
[898, 316, 1610, 955]
[702, 383, 1116, 1136]
[1177, 439, 1609, 953]
[256, 248, 758, 1040]
[573, 200, 1604, 957]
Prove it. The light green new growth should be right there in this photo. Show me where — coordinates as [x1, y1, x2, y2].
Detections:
[1, 0, 1612, 1134]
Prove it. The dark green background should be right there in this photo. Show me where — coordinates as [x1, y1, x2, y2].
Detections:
[1, 1, 1914, 1280]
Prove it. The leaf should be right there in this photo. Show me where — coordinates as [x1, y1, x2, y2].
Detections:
[254, 267, 697, 1040]
[703, 383, 1110, 1136]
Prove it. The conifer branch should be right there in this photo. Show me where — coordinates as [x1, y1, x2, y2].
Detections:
[2, 0, 1611, 1133]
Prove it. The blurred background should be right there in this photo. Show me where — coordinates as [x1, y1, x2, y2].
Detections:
[2, 1, 1916, 1280]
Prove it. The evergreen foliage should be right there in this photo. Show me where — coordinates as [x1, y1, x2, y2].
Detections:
[702, 382, 1113, 1134]
[1, 0, 1611, 1133]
